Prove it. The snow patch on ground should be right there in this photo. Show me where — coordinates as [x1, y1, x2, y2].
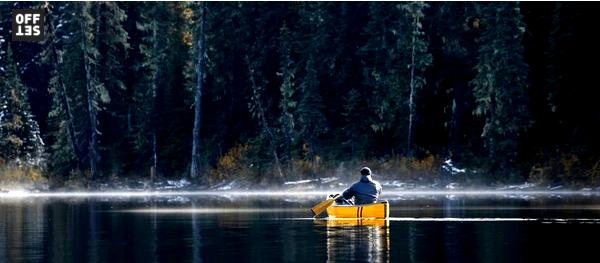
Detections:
[446, 183, 460, 189]
[284, 179, 313, 185]
[498, 182, 537, 190]
[442, 159, 466, 175]
[284, 177, 338, 185]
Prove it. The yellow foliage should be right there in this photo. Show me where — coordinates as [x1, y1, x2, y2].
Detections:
[182, 31, 193, 47]
[7, 135, 24, 147]
[529, 153, 599, 185]
[529, 164, 552, 184]
[182, 7, 194, 21]
[343, 154, 440, 180]
[409, 154, 437, 172]
[10, 88, 22, 105]
[213, 144, 253, 181]
[587, 160, 600, 181]
[6, 114, 23, 129]
[0, 164, 47, 186]
[560, 153, 580, 178]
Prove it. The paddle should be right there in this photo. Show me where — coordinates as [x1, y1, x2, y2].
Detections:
[311, 194, 341, 217]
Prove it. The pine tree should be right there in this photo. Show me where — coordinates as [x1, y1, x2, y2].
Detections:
[242, 3, 287, 178]
[428, 2, 479, 163]
[277, 23, 297, 162]
[402, 1, 432, 157]
[0, 45, 44, 166]
[96, 3, 130, 176]
[294, 3, 328, 161]
[78, 2, 104, 179]
[296, 55, 326, 160]
[471, 2, 530, 170]
[247, 55, 284, 178]
[41, 2, 91, 178]
[73, 2, 128, 179]
[358, 2, 406, 157]
[542, 2, 564, 118]
[131, 2, 196, 178]
[42, 2, 85, 173]
[340, 88, 368, 157]
[135, 2, 168, 179]
[97, 3, 129, 94]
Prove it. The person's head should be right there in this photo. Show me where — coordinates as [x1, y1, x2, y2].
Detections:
[360, 167, 371, 176]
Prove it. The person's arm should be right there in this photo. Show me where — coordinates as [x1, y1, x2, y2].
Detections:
[342, 186, 356, 200]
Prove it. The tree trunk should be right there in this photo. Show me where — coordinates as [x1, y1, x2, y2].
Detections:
[488, 89, 497, 163]
[407, 15, 419, 158]
[190, 3, 206, 181]
[80, 3, 100, 179]
[151, 17, 158, 180]
[60, 66, 84, 167]
[449, 79, 464, 161]
[151, 133, 157, 182]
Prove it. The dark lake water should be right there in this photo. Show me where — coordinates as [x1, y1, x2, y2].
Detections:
[2, 191, 600, 262]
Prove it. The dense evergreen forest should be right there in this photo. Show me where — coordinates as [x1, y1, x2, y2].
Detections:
[1, 2, 599, 187]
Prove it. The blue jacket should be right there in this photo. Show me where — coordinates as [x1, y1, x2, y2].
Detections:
[342, 175, 382, 205]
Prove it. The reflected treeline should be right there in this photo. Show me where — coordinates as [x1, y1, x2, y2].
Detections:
[0, 202, 46, 262]
[393, 221, 526, 262]
[0, 198, 332, 262]
[0, 201, 164, 262]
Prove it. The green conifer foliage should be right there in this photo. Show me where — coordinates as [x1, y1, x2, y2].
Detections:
[471, 2, 530, 169]
[0, 45, 44, 166]
[402, 2, 432, 157]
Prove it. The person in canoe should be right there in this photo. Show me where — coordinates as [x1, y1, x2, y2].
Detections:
[335, 167, 382, 205]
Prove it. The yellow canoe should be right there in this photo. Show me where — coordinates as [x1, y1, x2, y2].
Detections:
[326, 201, 389, 219]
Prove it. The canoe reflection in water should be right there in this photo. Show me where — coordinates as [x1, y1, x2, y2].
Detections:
[315, 219, 390, 263]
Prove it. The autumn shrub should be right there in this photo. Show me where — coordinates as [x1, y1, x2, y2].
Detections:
[528, 164, 554, 184]
[289, 155, 324, 179]
[60, 174, 85, 189]
[0, 160, 47, 187]
[528, 152, 598, 185]
[208, 149, 457, 185]
[211, 144, 256, 183]
[324, 154, 441, 181]
[407, 154, 439, 177]
[559, 153, 582, 180]
[587, 160, 600, 185]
